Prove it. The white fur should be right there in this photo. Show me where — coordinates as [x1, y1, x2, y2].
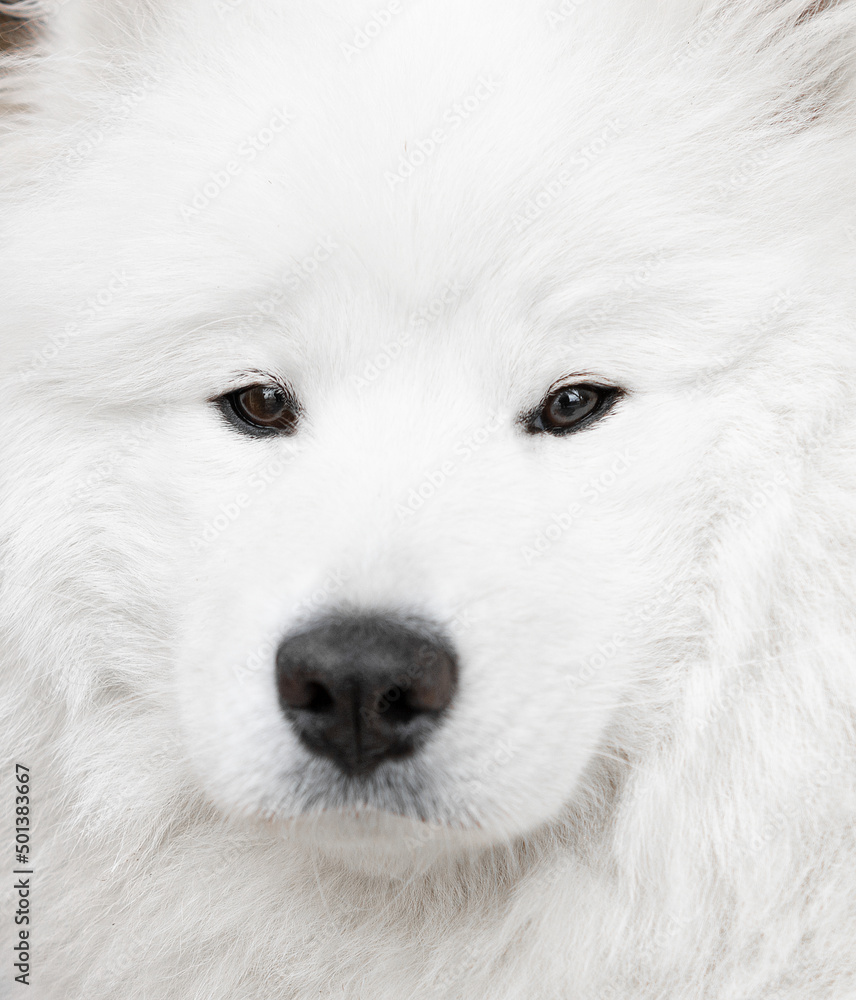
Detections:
[2, 0, 856, 996]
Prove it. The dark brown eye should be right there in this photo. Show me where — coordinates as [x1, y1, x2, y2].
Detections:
[217, 383, 300, 436]
[527, 383, 620, 435]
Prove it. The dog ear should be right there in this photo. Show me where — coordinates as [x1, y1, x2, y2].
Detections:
[0, 2, 40, 53]
[0, 0, 161, 58]
[743, 0, 851, 32]
[682, 0, 856, 124]
[795, 0, 836, 23]
[0, 0, 163, 119]
[771, 0, 855, 108]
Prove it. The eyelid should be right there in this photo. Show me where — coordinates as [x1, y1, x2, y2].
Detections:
[546, 374, 622, 395]
[208, 371, 292, 404]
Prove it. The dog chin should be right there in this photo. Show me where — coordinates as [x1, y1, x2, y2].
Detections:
[280, 807, 493, 875]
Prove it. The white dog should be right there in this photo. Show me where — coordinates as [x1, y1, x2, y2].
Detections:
[2, 0, 856, 996]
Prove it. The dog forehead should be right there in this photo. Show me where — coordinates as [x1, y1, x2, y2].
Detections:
[147, 15, 612, 283]
[36, 2, 653, 268]
[1, 0, 824, 394]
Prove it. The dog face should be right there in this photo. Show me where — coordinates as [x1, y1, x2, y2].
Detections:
[132, 265, 706, 862]
[2, 0, 838, 863]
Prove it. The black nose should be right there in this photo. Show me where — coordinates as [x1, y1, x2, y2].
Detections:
[275, 612, 458, 776]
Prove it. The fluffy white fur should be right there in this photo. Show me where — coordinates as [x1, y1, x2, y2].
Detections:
[2, 0, 856, 996]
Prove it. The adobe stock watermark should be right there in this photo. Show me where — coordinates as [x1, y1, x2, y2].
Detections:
[545, 0, 588, 29]
[233, 566, 477, 688]
[737, 753, 847, 856]
[63, 403, 171, 512]
[352, 279, 464, 390]
[384, 76, 501, 188]
[39, 63, 165, 185]
[189, 454, 297, 552]
[711, 148, 770, 199]
[215, 0, 244, 15]
[695, 656, 760, 733]
[16, 270, 133, 381]
[340, 1, 404, 60]
[402, 736, 518, 853]
[686, 289, 794, 400]
[227, 237, 339, 336]
[347, 602, 477, 717]
[180, 107, 295, 221]
[521, 448, 635, 563]
[670, 11, 728, 68]
[358, 641, 446, 724]
[722, 469, 789, 532]
[691, 656, 775, 733]
[12, 762, 32, 987]
[574, 250, 667, 337]
[563, 576, 679, 691]
[233, 567, 351, 684]
[395, 413, 503, 520]
[511, 117, 625, 234]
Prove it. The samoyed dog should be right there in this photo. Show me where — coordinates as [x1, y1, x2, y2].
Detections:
[2, 0, 856, 996]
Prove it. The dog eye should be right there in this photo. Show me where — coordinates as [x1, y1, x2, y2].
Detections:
[216, 384, 300, 436]
[526, 383, 621, 435]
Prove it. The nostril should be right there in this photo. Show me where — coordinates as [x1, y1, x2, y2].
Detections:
[371, 661, 455, 725]
[376, 687, 422, 727]
[278, 673, 335, 713]
[303, 681, 335, 714]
